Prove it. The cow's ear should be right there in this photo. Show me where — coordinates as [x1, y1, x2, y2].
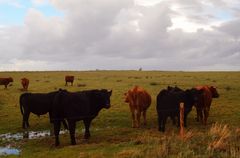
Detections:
[108, 90, 112, 95]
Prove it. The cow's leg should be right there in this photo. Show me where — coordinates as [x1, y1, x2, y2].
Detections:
[65, 82, 67, 86]
[203, 107, 209, 125]
[54, 121, 61, 146]
[158, 115, 162, 131]
[130, 108, 136, 128]
[68, 120, 76, 145]
[71, 82, 73, 86]
[171, 115, 176, 125]
[196, 108, 201, 122]
[199, 109, 204, 124]
[143, 110, 147, 126]
[136, 110, 141, 128]
[22, 114, 26, 129]
[62, 120, 68, 130]
[162, 117, 167, 132]
[184, 114, 188, 127]
[23, 112, 30, 128]
[83, 119, 92, 139]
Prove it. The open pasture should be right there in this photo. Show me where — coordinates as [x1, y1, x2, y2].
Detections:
[0, 71, 239, 158]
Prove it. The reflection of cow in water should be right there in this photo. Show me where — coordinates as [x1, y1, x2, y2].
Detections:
[0, 77, 13, 89]
[124, 86, 151, 128]
[52, 89, 112, 146]
[19, 91, 68, 129]
[21, 78, 29, 91]
[194, 85, 219, 125]
[65, 76, 74, 86]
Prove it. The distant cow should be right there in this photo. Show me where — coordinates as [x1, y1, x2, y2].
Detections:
[194, 85, 219, 125]
[124, 86, 151, 128]
[52, 89, 112, 146]
[0, 77, 13, 89]
[21, 78, 29, 91]
[19, 91, 68, 129]
[156, 86, 203, 132]
[65, 76, 74, 86]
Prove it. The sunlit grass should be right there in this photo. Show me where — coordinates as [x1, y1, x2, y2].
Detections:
[0, 71, 240, 157]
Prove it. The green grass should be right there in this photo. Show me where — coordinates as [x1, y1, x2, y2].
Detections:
[0, 71, 240, 158]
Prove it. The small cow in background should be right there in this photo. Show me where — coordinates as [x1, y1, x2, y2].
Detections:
[0, 77, 13, 89]
[124, 86, 151, 128]
[21, 78, 29, 91]
[65, 76, 74, 86]
[194, 85, 219, 125]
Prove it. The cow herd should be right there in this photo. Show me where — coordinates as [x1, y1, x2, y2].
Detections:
[0, 75, 219, 146]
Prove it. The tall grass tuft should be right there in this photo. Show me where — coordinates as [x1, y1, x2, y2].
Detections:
[208, 123, 231, 152]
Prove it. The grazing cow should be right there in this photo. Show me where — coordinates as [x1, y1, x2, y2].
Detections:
[157, 86, 203, 132]
[194, 85, 219, 125]
[52, 89, 112, 146]
[65, 76, 74, 86]
[0, 77, 13, 89]
[19, 91, 68, 129]
[21, 78, 29, 91]
[124, 86, 151, 128]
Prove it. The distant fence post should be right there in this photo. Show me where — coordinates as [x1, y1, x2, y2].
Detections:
[179, 102, 184, 139]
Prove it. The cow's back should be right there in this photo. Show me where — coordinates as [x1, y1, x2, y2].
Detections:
[195, 86, 212, 108]
[128, 86, 151, 111]
[53, 91, 94, 120]
[23, 92, 57, 115]
[136, 90, 151, 110]
[157, 90, 181, 110]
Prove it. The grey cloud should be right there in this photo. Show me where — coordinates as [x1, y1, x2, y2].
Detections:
[0, 0, 240, 71]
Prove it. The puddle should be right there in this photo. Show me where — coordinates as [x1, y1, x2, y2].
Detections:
[0, 127, 108, 141]
[0, 146, 20, 156]
[0, 130, 68, 141]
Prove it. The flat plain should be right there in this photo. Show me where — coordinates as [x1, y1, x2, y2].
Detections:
[0, 71, 239, 158]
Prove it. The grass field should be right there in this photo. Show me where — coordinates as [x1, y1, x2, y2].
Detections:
[0, 71, 240, 158]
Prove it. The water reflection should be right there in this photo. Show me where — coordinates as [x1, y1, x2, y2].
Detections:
[0, 147, 20, 156]
[0, 130, 68, 141]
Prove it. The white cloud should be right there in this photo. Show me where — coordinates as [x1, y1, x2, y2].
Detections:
[0, 0, 239, 71]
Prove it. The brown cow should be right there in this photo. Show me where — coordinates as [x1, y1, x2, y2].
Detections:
[21, 78, 29, 91]
[124, 86, 151, 128]
[65, 76, 74, 86]
[195, 85, 219, 125]
[0, 77, 13, 89]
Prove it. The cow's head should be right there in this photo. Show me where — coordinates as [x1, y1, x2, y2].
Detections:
[124, 91, 130, 103]
[99, 89, 112, 109]
[8, 77, 13, 82]
[209, 86, 219, 98]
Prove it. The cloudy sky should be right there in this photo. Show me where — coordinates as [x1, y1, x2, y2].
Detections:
[0, 0, 240, 71]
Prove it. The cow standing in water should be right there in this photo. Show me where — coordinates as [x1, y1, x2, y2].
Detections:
[0, 77, 13, 89]
[52, 89, 112, 146]
[65, 76, 74, 86]
[21, 78, 29, 91]
[124, 86, 151, 128]
[194, 85, 219, 125]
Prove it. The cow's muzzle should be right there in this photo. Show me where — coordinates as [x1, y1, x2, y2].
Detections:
[105, 104, 111, 109]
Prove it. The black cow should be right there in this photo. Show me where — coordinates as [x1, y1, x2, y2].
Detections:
[52, 89, 112, 146]
[20, 91, 68, 129]
[156, 87, 203, 132]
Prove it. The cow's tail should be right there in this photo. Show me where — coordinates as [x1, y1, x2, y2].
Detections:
[19, 93, 27, 115]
